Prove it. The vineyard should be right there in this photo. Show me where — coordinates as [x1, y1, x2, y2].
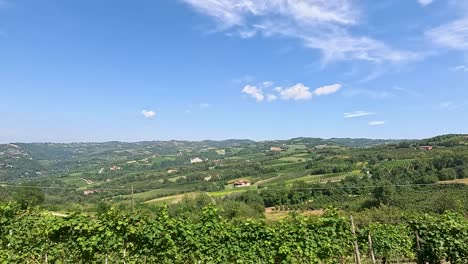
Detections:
[1, 203, 467, 263]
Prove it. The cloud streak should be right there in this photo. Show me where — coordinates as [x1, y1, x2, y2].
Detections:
[344, 111, 375, 118]
[418, 0, 434, 6]
[369, 121, 385, 126]
[451, 65, 468, 72]
[426, 18, 468, 50]
[182, 0, 421, 64]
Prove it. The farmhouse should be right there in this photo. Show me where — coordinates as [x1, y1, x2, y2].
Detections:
[234, 180, 251, 187]
[83, 189, 99, 195]
[420, 146, 433, 151]
[167, 169, 178, 174]
[190, 157, 204, 164]
[109, 165, 121, 171]
[270, 147, 283, 152]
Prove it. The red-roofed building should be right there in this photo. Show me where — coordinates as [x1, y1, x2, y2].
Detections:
[420, 146, 433, 151]
[234, 180, 251, 187]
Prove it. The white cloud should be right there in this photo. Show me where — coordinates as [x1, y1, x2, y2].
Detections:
[141, 110, 156, 119]
[277, 83, 313, 100]
[183, 0, 358, 27]
[344, 111, 375, 118]
[242, 85, 264, 101]
[426, 18, 468, 50]
[313, 84, 342, 96]
[262, 81, 274, 88]
[369, 121, 385, 126]
[266, 94, 277, 102]
[451, 65, 468, 72]
[418, 0, 434, 6]
[243, 81, 342, 102]
[182, 0, 421, 64]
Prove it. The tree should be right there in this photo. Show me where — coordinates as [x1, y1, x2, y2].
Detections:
[14, 186, 44, 209]
[438, 168, 457, 181]
[0, 186, 11, 203]
[373, 181, 396, 205]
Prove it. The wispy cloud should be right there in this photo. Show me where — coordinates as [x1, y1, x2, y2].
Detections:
[438, 101, 467, 111]
[185, 103, 212, 114]
[344, 85, 419, 99]
[418, 0, 434, 6]
[262, 81, 274, 88]
[266, 94, 278, 102]
[233, 74, 255, 84]
[426, 18, 468, 50]
[369, 121, 385, 126]
[344, 111, 375, 118]
[141, 110, 156, 119]
[199, 103, 212, 109]
[451, 65, 468, 72]
[439, 101, 454, 110]
[391, 86, 421, 97]
[181, 0, 422, 64]
[343, 89, 393, 99]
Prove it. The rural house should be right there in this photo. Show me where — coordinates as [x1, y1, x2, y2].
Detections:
[190, 157, 204, 164]
[234, 180, 251, 187]
[420, 146, 433, 151]
[83, 189, 99, 195]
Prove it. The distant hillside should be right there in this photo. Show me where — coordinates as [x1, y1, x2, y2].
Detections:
[420, 134, 468, 147]
[326, 138, 404, 147]
[1, 134, 467, 216]
[0, 135, 464, 182]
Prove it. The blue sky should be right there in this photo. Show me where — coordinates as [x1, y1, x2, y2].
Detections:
[0, 0, 467, 142]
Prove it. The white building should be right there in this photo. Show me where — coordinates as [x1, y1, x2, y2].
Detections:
[190, 157, 204, 164]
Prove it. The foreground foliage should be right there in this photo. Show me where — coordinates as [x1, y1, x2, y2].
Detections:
[1, 204, 467, 263]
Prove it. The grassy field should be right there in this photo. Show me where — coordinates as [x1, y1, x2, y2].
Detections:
[215, 149, 226, 155]
[144, 192, 200, 205]
[277, 156, 308, 162]
[264, 207, 324, 221]
[284, 170, 361, 184]
[208, 186, 258, 197]
[120, 189, 171, 200]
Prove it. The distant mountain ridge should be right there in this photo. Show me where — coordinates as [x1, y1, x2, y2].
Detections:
[1, 134, 466, 182]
